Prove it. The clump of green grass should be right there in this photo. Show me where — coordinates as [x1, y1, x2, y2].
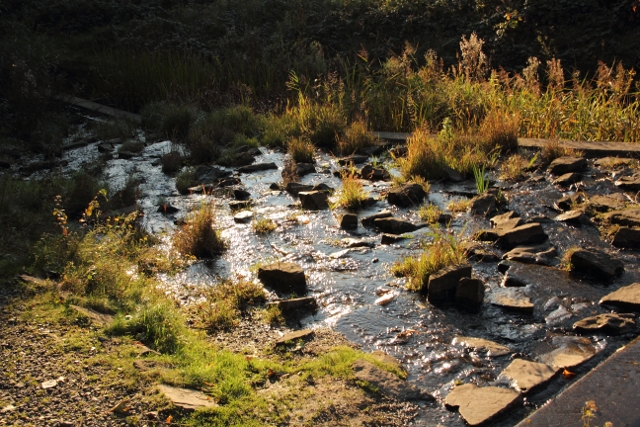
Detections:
[332, 176, 369, 210]
[391, 231, 467, 292]
[287, 137, 315, 163]
[418, 203, 444, 224]
[448, 198, 472, 213]
[336, 120, 378, 155]
[175, 168, 198, 194]
[172, 205, 226, 258]
[300, 346, 406, 380]
[473, 164, 489, 194]
[252, 216, 277, 234]
[395, 128, 447, 180]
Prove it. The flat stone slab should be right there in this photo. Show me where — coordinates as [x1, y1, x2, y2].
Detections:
[600, 282, 640, 310]
[352, 360, 432, 401]
[361, 210, 393, 226]
[612, 227, 640, 249]
[445, 384, 520, 426]
[606, 208, 640, 227]
[258, 262, 307, 295]
[491, 289, 534, 313]
[157, 385, 218, 410]
[373, 217, 424, 234]
[573, 313, 636, 334]
[518, 138, 640, 159]
[548, 156, 587, 175]
[502, 244, 556, 266]
[452, 337, 512, 357]
[537, 336, 597, 370]
[275, 329, 314, 345]
[233, 211, 254, 223]
[499, 359, 558, 393]
[615, 173, 640, 191]
[237, 162, 277, 173]
[515, 337, 640, 427]
[266, 297, 317, 314]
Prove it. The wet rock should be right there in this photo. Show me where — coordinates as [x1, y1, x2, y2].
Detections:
[477, 222, 548, 249]
[586, 194, 626, 213]
[455, 278, 485, 309]
[373, 217, 424, 234]
[612, 227, 640, 248]
[258, 262, 307, 295]
[615, 173, 640, 191]
[359, 164, 390, 181]
[157, 203, 179, 215]
[502, 244, 557, 266]
[233, 188, 251, 200]
[341, 238, 375, 248]
[338, 155, 369, 166]
[554, 193, 585, 212]
[266, 297, 317, 315]
[352, 360, 433, 401]
[269, 183, 281, 191]
[299, 191, 329, 210]
[97, 142, 115, 153]
[490, 211, 523, 229]
[233, 211, 254, 223]
[552, 172, 580, 186]
[217, 177, 242, 187]
[312, 183, 334, 193]
[491, 289, 534, 313]
[469, 193, 497, 216]
[427, 264, 472, 304]
[195, 165, 231, 183]
[381, 233, 407, 245]
[293, 162, 316, 176]
[463, 242, 500, 262]
[573, 313, 636, 334]
[537, 336, 597, 370]
[445, 384, 520, 427]
[117, 151, 137, 160]
[375, 293, 395, 306]
[361, 210, 393, 227]
[285, 182, 314, 195]
[329, 248, 355, 259]
[237, 162, 278, 173]
[569, 248, 624, 282]
[553, 209, 591, 226]
[229, 200, 252, 211]
[606, 208, 640, 227]
[600, 283, 640, 310]
[157, 385, 217, 411]
[499, 359, 558, 394]
[337, 213, 358, 229]
[452, 337, 511, 357]
[65, 137, 94, 149]
[548, 156, 587, 175]
[275, 329, 314, 346]
[442, 165, 464, 182]
[497, 261, 513, 274]
[386, 183, 427, 207]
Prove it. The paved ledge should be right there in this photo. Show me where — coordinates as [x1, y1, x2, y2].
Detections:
[515, 336, 640, 427]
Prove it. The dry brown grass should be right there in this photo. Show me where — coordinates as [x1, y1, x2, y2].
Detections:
[172, 205, 226, 258]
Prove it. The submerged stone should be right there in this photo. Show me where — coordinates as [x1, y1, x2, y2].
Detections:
[499, 359, 558, 394]
[573, 313, 636, 334]
[491, 289, 534, 313]
[452, 337, 511, 357]
[445, 384, 520, 427]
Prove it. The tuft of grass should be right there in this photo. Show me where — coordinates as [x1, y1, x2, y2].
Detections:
[172, 205, 226, 258]
[499, 154, 527, 181]
[287, 137, 315, 164]
[332, 176, 369, 210]
[448, 198, 472, 213]
[141, 102, 198, 141]
[252, 216, 277, 235]
[299, 346, 407, 380]
[473, 164, 489, 194]
[391, 231, 467, 292]
[175, 168, 198, 195]
[396, 128, 447, 180]
[418, 203, 444, 225]
[336, 120, 378, 155]
[540, 140, 584, 164]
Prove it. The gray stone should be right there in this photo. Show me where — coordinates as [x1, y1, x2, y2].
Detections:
[553, 209, 591, 226]
[381, 233, 407, 245]
[427, 264, 472, 304]
[477, 223, 548, 249]
[275, 329, 314, 345]
[455, 278, 485, 309]
[502, 244, 557, 266]
[573, 313, 636, 334]
[606, 208, 640, 227]
[552, 172, 580, 186]
[499, 359, 558, 394]
[337, 213, 358, 229]
[612, 227, 640, 249]
[157, 385, 218, 411]
[233, 211, 254, 224]
[548, 156, 587, 175]
[491, 289, 534, 313]
[266, 297, 317, 314]
[615, 173, 640, 191]
[600, 282, 640, 310]
[373, 217, 424, 234]
[361, 210, 393, 227]
[298, 191, 329, 210]
[359, 164, 391, 181]
[445, 384, 520, 426]
[452, 337, 511, 357]
[537, 336, 597, 370]
[285, 182, 314, 195]
[569, 248, 624, 282]
[352, 360, 433, 401]
[258, 262, 307, 295]
[469, 193, 497, 216]
[463, 242, 500, 262]
[386, 183, 427, 207]
[237, 162, 278, 173]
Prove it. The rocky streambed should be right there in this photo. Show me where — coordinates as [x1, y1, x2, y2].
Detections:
[16, 118, 640, 426]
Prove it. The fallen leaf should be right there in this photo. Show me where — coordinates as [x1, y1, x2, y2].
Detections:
[562, 368, 576, 378]
[166, 414, 173, 423]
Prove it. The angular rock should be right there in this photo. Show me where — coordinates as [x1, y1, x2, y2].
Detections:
[233, 211, 254, 224]
[573, 313, 636, 334]
[195, 165, 231, 183]
[427, 264, 472, 303]
[337, 213, 358, 229]
[469, 193, 497, 216]
[312, 183, 334, 193]
[490, 211, 523, 229]
[586, 194, 626, 213]
[298, 191, 329, 210]
[600, 283, 640, 310]
[97, 142, 115, 153]
[606, 208, 640, 227]
[373, 217, 424, 234]
[548, 156, 587, 175]
[499, 359, 558, 394]
[359, 164, 391, 181]
[233, 188, 251, 200]
[445, 384, 520, 427]
[258, 262, 307, 295]
[477, 223, 548, 249]
[269, 183, 282, 191]
[553, 209, 591, 226]
[615, 173, 640, 191]
[361, 210, 393, 227]
[463, 242, 500, 262]
[275, 329, 314, 345]
[229, 200, 252, 211]
[455, 278, 485, 309]
[237, 162, 278, 173]
[554, 193, 585, 212]
[552, 172, 580, 186]
[612, 227, 640, 249]
[285, 182, 314, 195]
[293, 162, 316, 176]
[569, 248, 624, 282]
[491, 289, 534, 313]
[338, 155, 369, 166]
[502, 244, 557, 266]
[386, 183, 427, 207]
[157, 385, 217, 411]
[352, 360, 433, 401]
[266, 297, 317, 314]
[381, 233, 407, 245]
[537, 336, 597, 369]
[452, 337, 511, 357]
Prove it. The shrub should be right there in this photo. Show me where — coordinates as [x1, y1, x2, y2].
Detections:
[172, 205, 226, 258]
[175, 168, 198, 195]
[396, 128, 447, 180]
[160, 151, 183, 175]
[141, 102, 198, 142]
[125, 302, 185, 354]
[287, 137, 315, 163]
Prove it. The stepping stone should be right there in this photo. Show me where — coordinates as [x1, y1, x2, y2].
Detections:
[361, 210, 393, 227]
[373, 217, 424, 234]
[491, 289, 534, 313]
[312, 183, 334, 193]
[490, 211, 523, 229]
[386, 183, 427, 207]
[498, 359, 558, 394]
[553, 209, 591, 226]
[600, 283, 640, 310]
[275, 329, 314, 345]
[552, 172, 580, 186]
[568, 248, 624, 282]
[463, 242, 500, 262]
[266, 297, 317, 314]
[285, 182, 314, 195]
[237, 162, 278, 173]
[258, 262, 307, 295]
[233, 211, 254, 223]
[157, 385, 217, 411]
[455, 278, 485, 309]
[606, 208, 640, 227]
[537, 336, 597, 370]
[358, 164, 390, 181]
[452, 337, 511, 357]
[615, 173, 640, 191]
[573, 313, 636, 334]
[381, 233, 407, 245]
[502, 244, 557, 266]
[469, 193, 497, 217]
[611, 227, 640, 249]
[427, 264, 472, 304]
[337, 213, 358, 229]
[445, 384, 520, 426]
[352, 360, 433, 401]
[476, 223, 547, 249]
[298, 191, 329, 210]
[547, 156, 587, 175]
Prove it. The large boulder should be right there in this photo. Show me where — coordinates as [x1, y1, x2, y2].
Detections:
[569, 248, 624, 282]
[427, 264, 472, 304]
[455, 278, 485, 309]
[258, 262, 307, 295]
[386, 183, 427, 207]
